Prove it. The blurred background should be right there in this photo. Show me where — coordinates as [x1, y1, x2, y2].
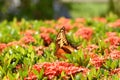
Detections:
[0, 0, 120, 21]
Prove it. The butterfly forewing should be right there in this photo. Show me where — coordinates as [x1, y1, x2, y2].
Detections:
[56, 27, 68, 48]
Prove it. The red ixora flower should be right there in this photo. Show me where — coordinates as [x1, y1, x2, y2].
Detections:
[40, 33, 51, 46]
[21, 35, 35, 44]
[93, 17, 107, 23]
[0, 43, 7, 52]
[86, 44, 98, 52]
[56, 17, 73, 31]
[25, 61, 89, 79]
[24, 30, 35, 36]
[40, 27, 56, 34]
[90, 53, 105, 69]
[75, 18, 86, 23]
[106, 32, 117, 37]
[105, 36, 120, 46]
[109, 50, 120, 60]
[75, 27, 93, 40]
[24, 72, 37, 80]
[108, 19, 120, 28]
[110, 68, 120, 75]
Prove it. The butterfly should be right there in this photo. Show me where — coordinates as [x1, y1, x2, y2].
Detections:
[55, 27, 76, 58]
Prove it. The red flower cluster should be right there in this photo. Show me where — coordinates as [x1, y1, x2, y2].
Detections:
[21, 35, 35, 44]
[108, 19, 120, 28]
[35, 46, 44, 56]
[24, 30, 35, 36]
[90, 53, 105, 69]
[0, 43, 7, 52]
[106, 32, 117, 37]
[110, 68, 120, 75]
[56, 17, 73, 31]
[40, 33, 51, 45]
[93, 17, 107, 23]
[105, 36, 120, 46]
[25, 61, 88, 79]
[75, 18, 86, 23]
[109, 50, 120, 60]
[40, 27, 56, 34]
[24, 72, 37, 80]
[75, 27, 93, 40]
[86, 44, 98, 52]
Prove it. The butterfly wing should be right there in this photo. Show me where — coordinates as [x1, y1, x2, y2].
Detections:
[56, 27, 68, 48]
[55, 27, 75, 58]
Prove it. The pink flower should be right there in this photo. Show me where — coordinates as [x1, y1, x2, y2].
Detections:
[75, 27, 93, 40]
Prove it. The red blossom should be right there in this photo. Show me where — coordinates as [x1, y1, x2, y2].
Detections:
[24, 30, 35, 36]
[21, 35, 35, 44]
[28, 61, 89, 79]
[0, 43, 7, 52]
[86, 44, 98, 52]
[40, 33, 51, 46]
[110, 68, 120, 75]
[108, 19, 120, 28]
[90, 53, 105, 69]
[35, 46, 44, 56]
[105, 36, 120, 46]
[7, 41, 20, 47]
[40, 27, 56, 34]
[75, 18, 86, 23]
[55, 24, 73, 31]
[75, 27, 93, 40]
[56, 17, 73, 31]
[106, 32, 117, 37]
[109, 50, 120, 60]
[93, 17, 107, 23]
[57, 17, 71, 24]
[24, 72, 37, 80]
